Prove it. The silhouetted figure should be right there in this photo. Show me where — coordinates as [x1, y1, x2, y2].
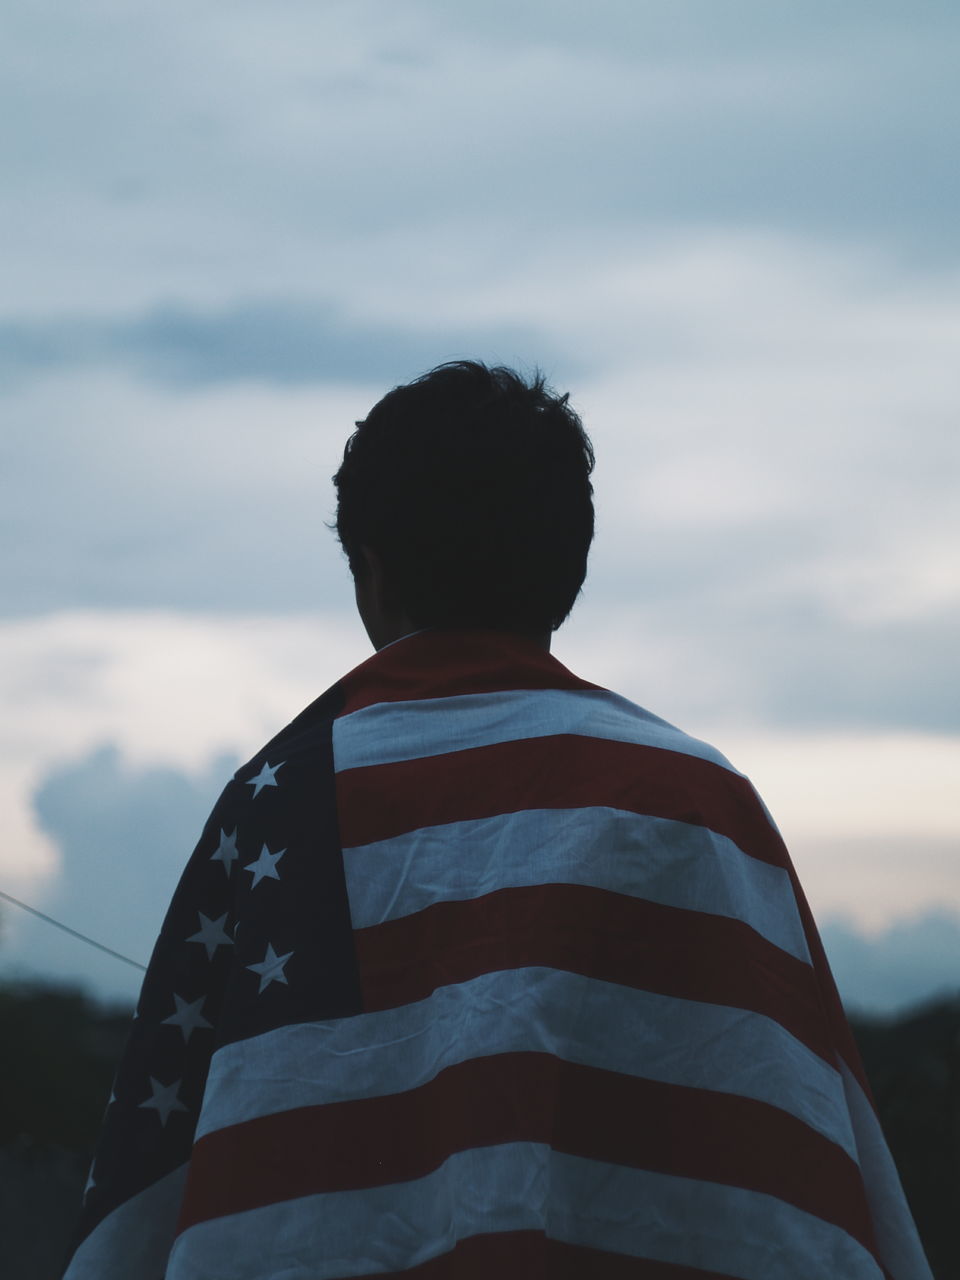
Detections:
[63, 362, 932, 1278]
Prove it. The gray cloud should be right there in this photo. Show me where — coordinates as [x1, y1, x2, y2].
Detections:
[0, 301, 565, 391]
[424, 0, 960, 60]
[2, 0, 958, 331]
[1, 0, 957, 747]
[657, 593, 959, 734]
[0, 746, 237, 1004]
[581, 525, 960, 733]
[821, 910, 960, 1017]
[2, 295, 957, 736]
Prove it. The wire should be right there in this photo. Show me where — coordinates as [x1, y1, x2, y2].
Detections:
[0, 889, 147, 972]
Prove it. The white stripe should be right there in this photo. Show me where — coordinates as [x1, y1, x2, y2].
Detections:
[839, 1061, 934, 1279]
[342, 805, 811, 963]
[195, 968, 854, 1161]
[167, 1143, 883, 1280]
[333, 687, 739, 775]
[62, 1164, 188, 1280]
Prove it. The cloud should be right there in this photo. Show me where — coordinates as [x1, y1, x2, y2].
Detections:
[785, 836, 960, 937]
[0, 612, 359, 776]
[1, 268, 959, 736]
[0, 372, 363, 616]
[3, 0, 959, 322]
[0, 301, 562, 391]
[707, 739, 960, 845]
[1, 745, 235, 1004]
[0, 610, 364, 918]
[821, 909, 960, 1016]
[3, 235, 959, 690]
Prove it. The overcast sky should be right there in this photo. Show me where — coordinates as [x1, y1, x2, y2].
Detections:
[1, 0, 958, 1013]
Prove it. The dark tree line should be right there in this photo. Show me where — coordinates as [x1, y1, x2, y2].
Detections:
[0, 983, 131, 1280]
[0, 979, 956, 1279]
[847, 997, 960, 1279]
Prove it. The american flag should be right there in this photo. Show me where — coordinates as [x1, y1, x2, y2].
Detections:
[63, 630, 931, 1279]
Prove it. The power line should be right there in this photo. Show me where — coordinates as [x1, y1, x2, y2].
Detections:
[0, 889, 147, 973]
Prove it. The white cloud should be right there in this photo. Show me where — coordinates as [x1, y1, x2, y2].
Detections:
[0, 610, 364, 901]
[796, 838, 960, 938]
[1, 608, 956, 934]
[785, 543, 960, 627]
[0, 610, 363, 771]
[0, 764, 60, 887]
[716, 732, 960, 843]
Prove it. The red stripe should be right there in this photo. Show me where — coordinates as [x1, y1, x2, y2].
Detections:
[355, 882, 832, 1063]
[335, 1230, 746, 1279]
[337, 735, 782, 866]
[339, 631, 600, 715]
[179, 1052, 877, 1263]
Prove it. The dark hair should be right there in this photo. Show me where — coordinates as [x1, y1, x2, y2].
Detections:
[333, 360, 594, 632]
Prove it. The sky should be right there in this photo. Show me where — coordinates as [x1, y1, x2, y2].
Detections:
[1, 0, 958, 1015]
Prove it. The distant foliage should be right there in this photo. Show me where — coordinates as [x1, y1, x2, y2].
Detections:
[0, 982, 132, 1280]
[0, 982, 131, 1148]
[849, 998, 960, 1280]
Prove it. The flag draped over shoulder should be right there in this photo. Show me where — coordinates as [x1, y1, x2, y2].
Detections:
[63, 630, 932, 1280]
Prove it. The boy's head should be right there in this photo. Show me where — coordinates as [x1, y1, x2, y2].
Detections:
[333, 361, 595, 641]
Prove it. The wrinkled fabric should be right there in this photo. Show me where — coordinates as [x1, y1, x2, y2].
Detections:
[64, 630, 932, 1280]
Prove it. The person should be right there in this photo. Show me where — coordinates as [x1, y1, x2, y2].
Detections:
[63, 362, 932, 1279]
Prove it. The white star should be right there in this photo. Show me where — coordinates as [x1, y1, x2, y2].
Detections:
[246, 760, 284, 798]
[138, 1076, 189, 1127]
[187, 911, 233, 960]
[246, 942, 293, 994]
[162, 993, 213, 1043]
[244, 842, 286, 888]
[210, 827, 240, 875]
